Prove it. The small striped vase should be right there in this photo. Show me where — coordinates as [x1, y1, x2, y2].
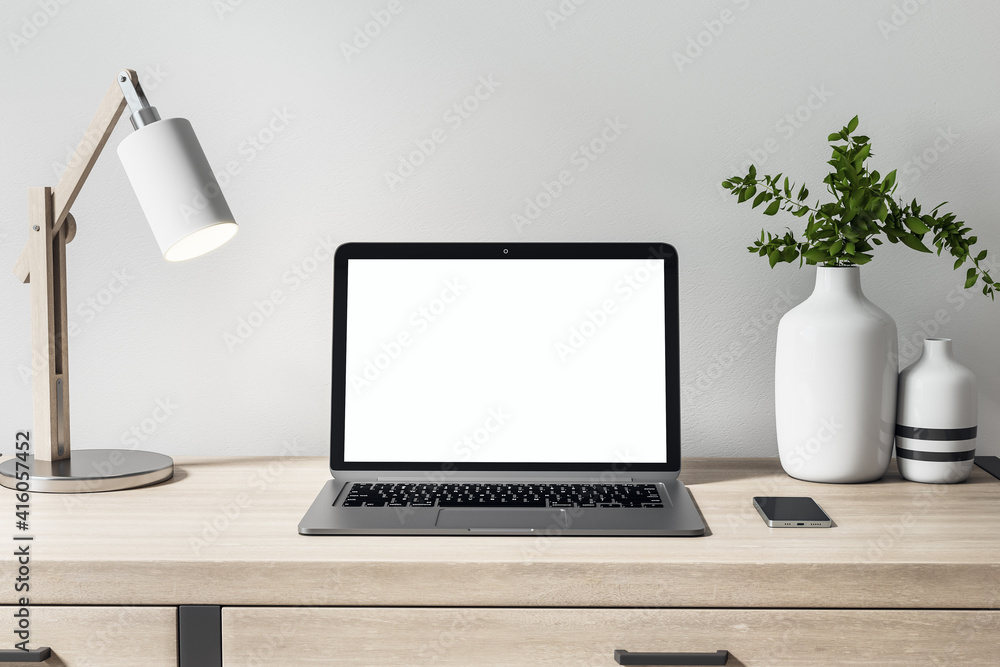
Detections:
[895, 338, 977, 483]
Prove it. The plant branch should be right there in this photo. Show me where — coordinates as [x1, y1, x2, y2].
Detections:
[722, 115, 999, 299]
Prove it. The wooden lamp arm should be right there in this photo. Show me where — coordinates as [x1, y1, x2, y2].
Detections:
[12, 69, 138, 283]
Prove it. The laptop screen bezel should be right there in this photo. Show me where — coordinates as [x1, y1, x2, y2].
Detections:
[329, 242, 681, 473]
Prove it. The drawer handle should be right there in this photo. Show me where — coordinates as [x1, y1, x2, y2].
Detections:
[614, 649, 728, 665]
[0, 647, 51, 663]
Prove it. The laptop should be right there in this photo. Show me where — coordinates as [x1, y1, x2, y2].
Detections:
[299, 242, 705, 536]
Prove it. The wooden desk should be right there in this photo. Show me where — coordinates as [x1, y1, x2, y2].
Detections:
[2, 457, 998, 665]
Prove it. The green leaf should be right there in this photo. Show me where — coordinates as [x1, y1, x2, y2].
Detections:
[847, 189, 864, 210]
[875, 201, 888, 222]
[748, 164, 756, 179]
[768, 250, 780, 268]
[976, 250, 987, 262]
[738, 185, 757, 203]
[797, 186, 809, 201]
[883, 170, 896, 192]
[954, 256, 965, 269]
[764, 200, 781, 216]
[847, 115, 859, 133]
[852, 253, 873, 265]
[965, 267, 977, 289]
[803, 248, 828, 263]
[783, 177, 791, 198]
[846, 242, 855, 255]
[905, 217, 931, 234]
[722, 180, 734, 189]
[829, 239, 844, 256]
[900, 233, 932, 253]
[752, 191, 770, 208]
[828, 133, 841, 142]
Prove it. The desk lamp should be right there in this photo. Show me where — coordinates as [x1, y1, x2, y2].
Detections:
[0, 69, 237, 493]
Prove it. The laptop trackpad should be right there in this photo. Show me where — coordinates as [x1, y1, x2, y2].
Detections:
[435, 508, 565, 531]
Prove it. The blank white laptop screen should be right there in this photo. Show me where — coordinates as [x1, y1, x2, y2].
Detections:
[343, 258, 667, 464]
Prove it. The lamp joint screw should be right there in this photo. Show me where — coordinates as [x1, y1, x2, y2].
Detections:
[33, 225, 40, 231]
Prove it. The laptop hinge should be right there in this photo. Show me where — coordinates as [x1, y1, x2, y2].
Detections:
[375, 475, 637, 482]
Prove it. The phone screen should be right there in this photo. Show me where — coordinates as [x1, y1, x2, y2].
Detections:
[754, 496, 830, 522]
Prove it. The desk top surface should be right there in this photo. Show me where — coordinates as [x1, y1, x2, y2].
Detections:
[3, 456, 998, 608]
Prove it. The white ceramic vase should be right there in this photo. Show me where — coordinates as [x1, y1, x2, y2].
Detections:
[775, 266, 898, 483]
[895, 338, 977, 484]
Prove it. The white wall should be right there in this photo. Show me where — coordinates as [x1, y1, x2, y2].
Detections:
[2, 0, 998, 458]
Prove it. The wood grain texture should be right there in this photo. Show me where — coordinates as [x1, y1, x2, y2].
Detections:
[2, 457, 998, 608]
[0, 606, 176, 666]
[13, 71, 131, 284]
[26, 187, 64, 460]
[50, 75, 131, 232]
[12, 246, 30, 285]
[222, 606, 1000, 666]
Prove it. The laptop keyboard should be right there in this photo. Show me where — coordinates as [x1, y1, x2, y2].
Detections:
[340, 482, 664, 508]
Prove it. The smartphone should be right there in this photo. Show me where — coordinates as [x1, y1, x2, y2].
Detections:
[753, 496, 832, 527]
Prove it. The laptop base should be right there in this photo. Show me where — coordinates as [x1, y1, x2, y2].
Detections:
[299, 478, 705, 536]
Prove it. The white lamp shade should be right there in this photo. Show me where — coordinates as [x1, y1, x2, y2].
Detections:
[118, 118, 237, 261]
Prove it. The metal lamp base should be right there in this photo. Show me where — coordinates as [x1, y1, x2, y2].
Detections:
[0, 449, 173, 493]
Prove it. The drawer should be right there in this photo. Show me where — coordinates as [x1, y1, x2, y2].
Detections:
[223, 606, 998, 666]
[2, 606, 176, 666]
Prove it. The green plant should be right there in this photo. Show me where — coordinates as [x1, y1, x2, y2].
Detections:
[722, 115, 998, 298]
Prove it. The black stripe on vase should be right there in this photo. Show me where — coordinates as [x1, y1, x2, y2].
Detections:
[895, 448, 976, 462]
[894, 424, 977, 441]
